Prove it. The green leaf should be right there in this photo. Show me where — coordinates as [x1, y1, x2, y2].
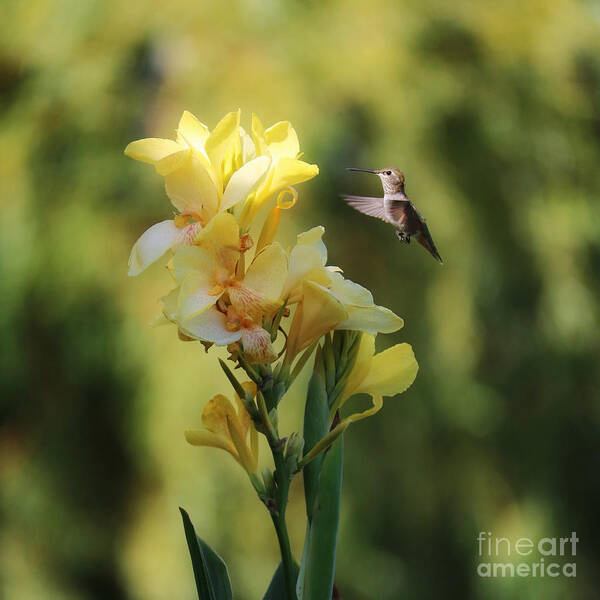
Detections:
[302, 371, 330, 520]
[263, 561, 300, 600]
[297, 436, 343, 600]
[179, 507, 233, 600]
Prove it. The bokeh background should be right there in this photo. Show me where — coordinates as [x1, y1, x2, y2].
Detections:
[2, 0, 600, 598]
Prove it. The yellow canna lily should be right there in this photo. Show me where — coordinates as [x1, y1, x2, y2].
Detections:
[282, 227, 404, 361]
[336, 334, 418, 414]
[285, 280, 349, 363]
[328, 333, 417, 431]
[185, 383, 259, 474]
[301, 335, 418, 467]
[164, 213, 288, 363]
[238, 115, 318, 229]
[125, 110, 270, 275]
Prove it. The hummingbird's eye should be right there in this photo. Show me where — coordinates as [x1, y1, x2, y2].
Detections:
[385, 171, 392, 175]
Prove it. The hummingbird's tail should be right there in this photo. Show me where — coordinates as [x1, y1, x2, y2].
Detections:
[416, 224, 443, 264]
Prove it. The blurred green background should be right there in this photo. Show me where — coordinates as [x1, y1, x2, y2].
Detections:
[2, 0, 600, 598]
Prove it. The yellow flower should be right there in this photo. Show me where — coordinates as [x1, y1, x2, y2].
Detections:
[125, 110, 270, 275]
[185, 383, 259, 474]
[164, 213, 288, 363]
[326, 332, 417, 431]
[301, 335, 418, 467]
[238, 115, 318, 229]
[285, 280, 349, 362]
[335, 333, 418, 417]
[283, 227, 404, 361]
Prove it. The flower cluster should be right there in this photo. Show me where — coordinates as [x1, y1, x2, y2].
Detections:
[126, 110, 418, 475]
[126, 110, 318, 275]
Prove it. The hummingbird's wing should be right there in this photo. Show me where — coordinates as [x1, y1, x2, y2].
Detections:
[341, 195, 390, 223]
[386, 199, 411, 224]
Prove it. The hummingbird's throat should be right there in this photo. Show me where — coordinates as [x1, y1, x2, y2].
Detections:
[382, 179, 404, 196]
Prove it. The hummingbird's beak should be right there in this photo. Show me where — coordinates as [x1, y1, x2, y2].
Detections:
[346, 168, 377, 174]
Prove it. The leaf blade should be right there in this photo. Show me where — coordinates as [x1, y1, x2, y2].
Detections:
[263, 561, 300, 600]
[302, 371, 330, 519]
[179, 507, 233, 600]
[298, 436, 344, 600]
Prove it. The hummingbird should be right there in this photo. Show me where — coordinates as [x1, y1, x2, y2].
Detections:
[343, 167, 443, 263]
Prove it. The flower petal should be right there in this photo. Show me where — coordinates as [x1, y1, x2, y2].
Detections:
[178, 275, 217, 320]
[128, 220, 179, 276]
[172, 221, 204, 250]
[205, 110, 241, 180]
[305, 395, 384, 461]
[286, 281, 348, 359]
[264, 121, 300, 160]
[201, 394, 237, 435]
[327, 271, 374, 307]
[357, 343, 419, 398]
[342, 334, 375, 401]
[234, 382, 257, 435]
[251, 113, 268, 156]
[267, 157, 319, 194]
[226, 416, 257, 472]
[172, 247, 219, 318]
[241, 326, 277, 364]
[220, 155, 271, 212]
[124, 138, 189, 176]
[284, 226, 328, 295]
[334, 395, 384, 432]
[338, 304, 404, 335]
[195, 212, 240, 274]
[184, 429, 238, 460]
[165, 156, 219, 218]
[181, 307, 242, 345]
[240, 127, 256, 163]
[228, 284, 281, 321]
[176, 111, 209, 151]
[228, 243, 287, 319]
[160, 287, 179, 322]
[172, 245, 214, 283]
[244, 243, 288, 300]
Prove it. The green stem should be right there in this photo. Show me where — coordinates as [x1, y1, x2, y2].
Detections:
[271, 446, 296, 600]
[260, 403, 296, 599]
[255, 386, 297, 598]
[257, 392, 278, 445]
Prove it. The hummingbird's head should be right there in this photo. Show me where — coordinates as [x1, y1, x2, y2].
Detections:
[347, 167, 405, 194]
[375, 167, 405, 193]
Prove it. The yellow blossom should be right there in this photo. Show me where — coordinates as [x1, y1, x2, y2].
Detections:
[125, 110, 270, 275]
[164, 213, 288, 363]
[285, 280, 349, 363]
[301, 335, 418, 467]
[283, 227, 404, 362]
[335, 334, 418, 414]
[238, 115, 318, 229]
[185, 383, 259, 474]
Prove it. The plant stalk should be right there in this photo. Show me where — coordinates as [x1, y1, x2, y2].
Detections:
[271, 444, 296, 599]
[257, 389, 297, 599]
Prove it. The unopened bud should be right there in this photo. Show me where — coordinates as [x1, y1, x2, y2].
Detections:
[262, 468, 275, 495]
[285, 432, 304, 461]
